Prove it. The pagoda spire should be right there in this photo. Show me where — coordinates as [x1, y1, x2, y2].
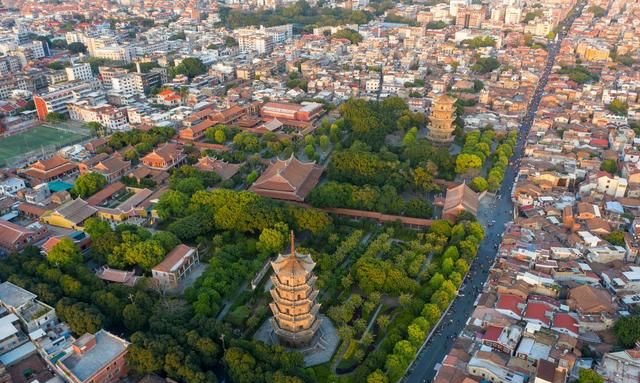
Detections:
[268, 232, 321, 347]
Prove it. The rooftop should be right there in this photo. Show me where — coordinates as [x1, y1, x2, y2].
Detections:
[0, 282, 37, 309]
[59, 330, 128, 383]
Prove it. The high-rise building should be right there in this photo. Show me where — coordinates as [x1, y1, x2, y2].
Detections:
[427, 94, 457, 144]
[456, 5, 486, 28]
[449, 0, 471, 17]
[504, 6, 522, 24]
[65, 63, 93, 81]
[269, 232, 321, 347]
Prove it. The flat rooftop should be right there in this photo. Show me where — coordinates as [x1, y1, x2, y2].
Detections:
[59, 330, 128, 383]
[0, 282, 36, 309]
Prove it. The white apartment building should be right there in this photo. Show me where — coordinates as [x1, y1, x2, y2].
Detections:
[94, 45, 133, 63]
[65, 63, 93, 81]
[111, 74, 138, 97]
[504, 6, 522, 24]
[238, 34, 273, 54]
[34, 81, 103, 120]
[597, 174, 627, 198]
[365, 78, 380, 92]
[68, 102, 129, 131]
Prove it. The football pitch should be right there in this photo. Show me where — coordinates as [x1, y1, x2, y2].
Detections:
[0, 126, 85, 166]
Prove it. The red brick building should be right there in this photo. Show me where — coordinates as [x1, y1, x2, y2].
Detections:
[260, 102, 324, 129]
[57, 330, 129, 383]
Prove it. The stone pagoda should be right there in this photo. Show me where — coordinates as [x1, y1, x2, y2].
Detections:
[269, 232, 321, 348]
[427, 94, 457, 144]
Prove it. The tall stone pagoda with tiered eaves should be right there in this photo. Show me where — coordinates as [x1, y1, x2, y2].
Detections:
[427, 94, 457, 144]
[269, 232, 321, 347]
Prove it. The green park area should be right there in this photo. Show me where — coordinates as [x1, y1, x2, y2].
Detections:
[0, 126, 84, 166]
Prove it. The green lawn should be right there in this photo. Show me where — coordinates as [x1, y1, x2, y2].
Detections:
[0, 126, 84, 166]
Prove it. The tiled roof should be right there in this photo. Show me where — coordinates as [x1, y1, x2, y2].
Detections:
[496, 294, 525, 316]
[153, 244, 195, 273]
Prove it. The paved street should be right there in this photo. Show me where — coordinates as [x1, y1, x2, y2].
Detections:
[403, 3, 586, 382]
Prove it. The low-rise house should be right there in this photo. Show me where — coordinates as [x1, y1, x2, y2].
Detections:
[57, 330, 129, 383]
[467, 350, 526, 383]
[600, 347, 640, 383]
[151, 244, 200, 288]
[481, 324, 522, 355]
[79, 156, 131, 183]
[95, 267, 139, 286]
[587, 245, 627, 263]
[96, 188, 153, 224]
[195, 156, 242, 181]
[41, 198, 98, 230]
[0, 220, 49, 255]
[0, 282, 57, 333]
[495, 294, 526, 320]
[0, 313, 24, 354]
[551, 313, 579, 338]
[567, 285, 616, 315]
[19, 156, 79, 185]
[523, 301, 554, 328]
[141, 143, 186, 171]
[0, 178, 25, 196]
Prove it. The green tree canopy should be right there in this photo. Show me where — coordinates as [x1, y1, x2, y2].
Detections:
[68, 41, 87, 53]
[332, 28, 363, 44]
[171, 57, 207, 78]
[48, 237, 82, 267]
[72, 172, 107, 198]
[614, 316, 640, 348]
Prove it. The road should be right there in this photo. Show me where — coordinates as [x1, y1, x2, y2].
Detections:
[403, 2, 586, 382]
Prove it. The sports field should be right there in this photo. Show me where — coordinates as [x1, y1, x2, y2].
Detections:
[0, 126, 85, 166]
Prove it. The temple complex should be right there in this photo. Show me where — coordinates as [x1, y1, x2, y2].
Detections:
[249, 155, 323, 202]
[427, 94, 457, 144]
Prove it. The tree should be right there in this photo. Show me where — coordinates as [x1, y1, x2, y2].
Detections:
[172, 57, 207, 79]
[576, 369, 604, 383]
[72, 172, 107, 198]
[319, 135, 330, 150]
[367, 370, 388, 383]
[214, 129, 226, 144]
[123, 303, 147, 331]
[606, 230, 625, 246]
[470, 176, 488, 192]
[155, 190, 189, 220]
[455, 153, 482, 174]
[412, 162, 439, 192]
[224, 347, 258, 383]
[376, 314, 390, 330]
[124, 240, 166, 270]
[332, 28, 363, 44]
[614, 316, 640, 348]
[607, 99, 629, 116]
[257, 223, 288, 254]
[45, 112, 67, 123]
[68, 42, 87, 53]
[587, 5, 606, 17]
[420, 304, 441, 326]
[48, 238, 82, 266]
[304, 144, 315, 158]
[600, 159, 617, 174]
[471, 57, 500, 74]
